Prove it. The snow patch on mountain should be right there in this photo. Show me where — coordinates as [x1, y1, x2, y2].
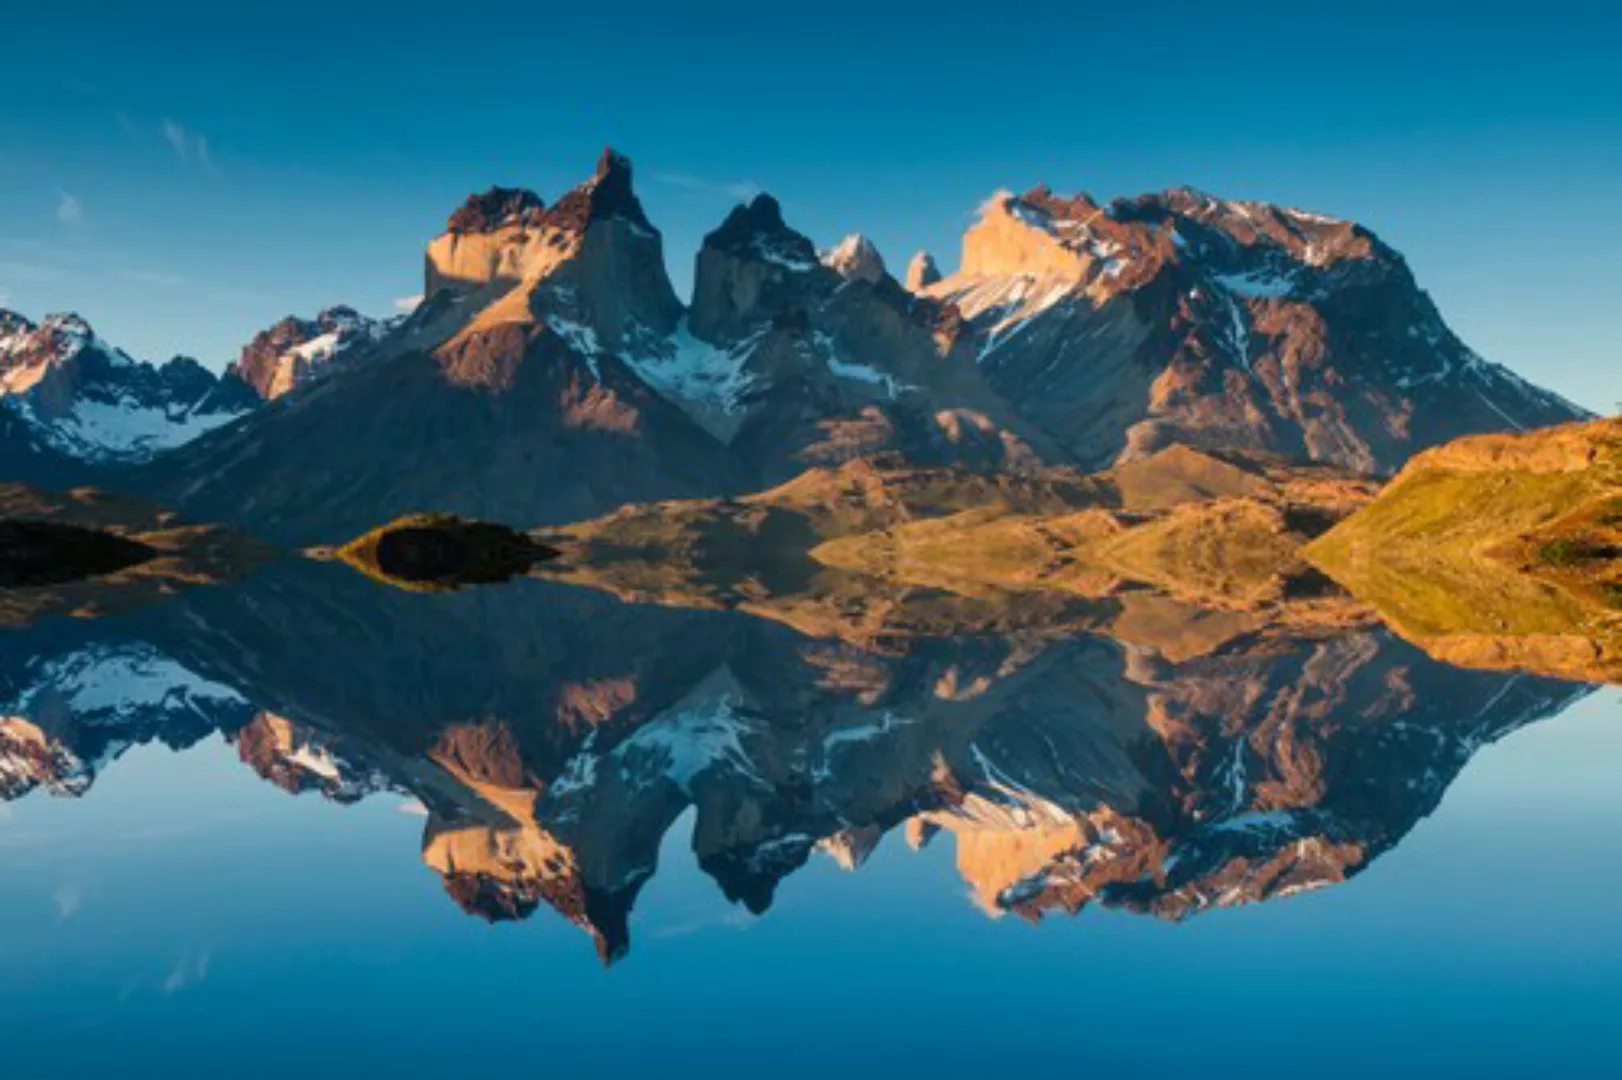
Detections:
[1212, 268, 1297, 299]
[620, 320, 761, 419]
[9, 644, 245, 725]
[751, 235, 816, 273]
[21, 395, 243, 461]
[613, 691, 763, 795]
[1, 310, 255, 463]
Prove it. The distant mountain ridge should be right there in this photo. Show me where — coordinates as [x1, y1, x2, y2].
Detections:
[227, 305, 394, 401]
[0, 311, 256, 474]
[5, 147, 1584, 543]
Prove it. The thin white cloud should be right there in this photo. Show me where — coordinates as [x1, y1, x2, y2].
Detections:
[161, 119, 219, 174]
[161, 119, 189, 159]
[161, 950, 211, 995]
[54, 883, 83, 922]
[650, 172, 762, 203]
[56, 191, 84, 227]
[392, 294, 423, 314]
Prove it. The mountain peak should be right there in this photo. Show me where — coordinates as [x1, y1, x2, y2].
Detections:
[228, 306, 390, 401]
[425, 150, 668, 309]
[958, 187, 1156, 285]
[706, 194, 796, 251]
[548, 146, 653, 234]
[821, 233, 887, 284]
[689, 193, 825, 341]
[446, 187, 547, 234]
[905, 250, 941, 292]
[1134, 187, 1374, 268]
[0, 309, 37, 341]
[596, 145, 631, 182]
[704, 193, 819, 273]
[1, 312, 115, 377]
[0, 307, 254, 465]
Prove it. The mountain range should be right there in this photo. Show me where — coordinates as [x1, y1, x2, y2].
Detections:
[1, 147, 1589, 543]
[0, 311, 256, 482]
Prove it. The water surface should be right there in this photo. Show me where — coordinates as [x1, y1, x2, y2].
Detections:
[0, 565, 1616, 1077]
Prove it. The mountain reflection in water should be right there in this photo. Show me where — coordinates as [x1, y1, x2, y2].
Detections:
[0, 557, 1594, 966]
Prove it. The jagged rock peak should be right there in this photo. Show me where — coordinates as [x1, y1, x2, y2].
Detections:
[0, 311, 126, 374]
[703, 193, 818, 272]
[545, 145, 656, 234]
[821, 233, 886, 284]
[447, 187, 547, 234]
[905, 250, 941, 292]
[1121, 185, 1377, 267]
[439, 150, 653, 242]
[0, 309, 38, 339]
[229, 305, 390, 401]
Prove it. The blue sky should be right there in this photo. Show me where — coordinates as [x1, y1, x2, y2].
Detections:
[0, 1, 1617, 410]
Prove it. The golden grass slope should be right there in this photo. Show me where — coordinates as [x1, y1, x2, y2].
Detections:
[811, 446, 1373, 615]
[1304, 418, 1621, 683]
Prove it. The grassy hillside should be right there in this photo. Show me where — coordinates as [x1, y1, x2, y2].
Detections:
[1305, 419, 1621, 682]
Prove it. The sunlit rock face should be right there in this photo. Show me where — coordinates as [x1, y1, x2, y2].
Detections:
[904, 250, 941, 293]
[821, 233, 887, 285]
[228, 306, 392, 401]
[133, 149, 741, 546]
[925, 185, 1585, 472]
[424, 150, 683, 354]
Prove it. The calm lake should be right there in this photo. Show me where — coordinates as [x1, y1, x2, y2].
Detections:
[1, 564, 1617, 1078]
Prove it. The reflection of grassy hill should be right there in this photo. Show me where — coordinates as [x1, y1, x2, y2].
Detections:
[330, 513, 558, 592]
[1305, 419, 1621, 682]
[0, 482, 272, 626]
[331, 446, 1377, 657]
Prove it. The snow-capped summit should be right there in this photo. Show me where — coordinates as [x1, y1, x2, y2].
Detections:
[820, 233, 887, 284]
[0, 309, 257, 468]
[227, 305, 393, 401]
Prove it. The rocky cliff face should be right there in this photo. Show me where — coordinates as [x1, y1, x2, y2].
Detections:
[654, 193, 1052, 477]
[925, 186, 1585, 471]
[228, 306, 391, 400]
[133, 149, 742, 545]
[0, 311, 257, 467]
